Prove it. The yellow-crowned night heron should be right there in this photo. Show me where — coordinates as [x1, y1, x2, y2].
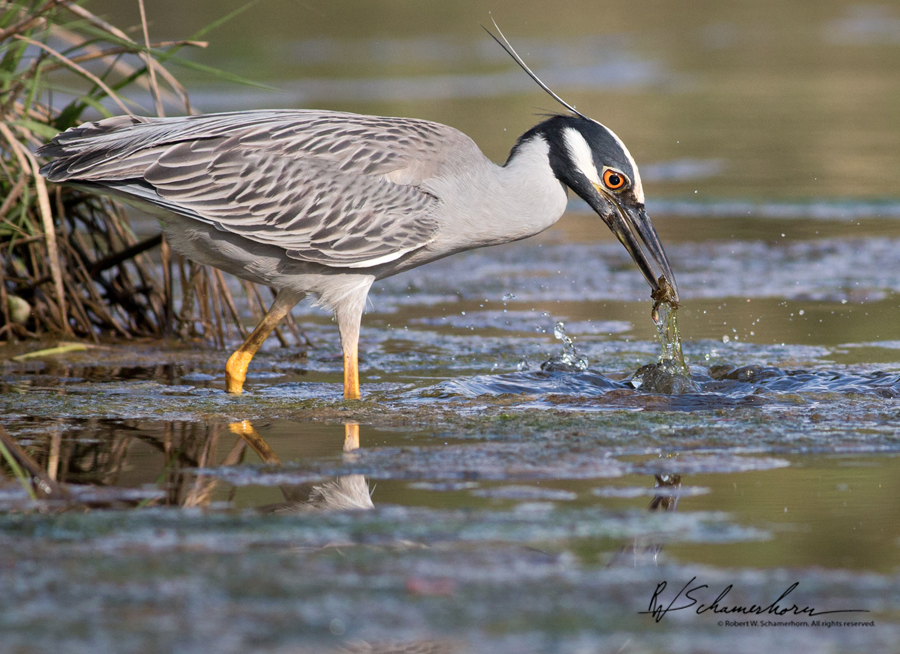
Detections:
[37, 28, 678, 399]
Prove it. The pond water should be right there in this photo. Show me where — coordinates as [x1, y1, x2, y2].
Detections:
[3, 0, 900, 652]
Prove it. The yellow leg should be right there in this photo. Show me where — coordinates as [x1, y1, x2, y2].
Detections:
[228, 420, 281, 464]
[343, 422, 360, 452]
[332, 276, 373, 400]
[225, 290, 299, 394]
[343, 340, 360, 400]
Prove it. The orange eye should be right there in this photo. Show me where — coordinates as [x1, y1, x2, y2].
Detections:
[603, 169, 627, 191]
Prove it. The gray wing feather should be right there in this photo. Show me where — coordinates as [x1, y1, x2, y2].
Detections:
[37, 110, 471, 267]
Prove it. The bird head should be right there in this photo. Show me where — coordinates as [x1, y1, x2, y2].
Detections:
[483, 22, 678, 303]
[536, 115, 678, 303]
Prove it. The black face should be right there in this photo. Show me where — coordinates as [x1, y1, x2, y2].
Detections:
[509, 115, 678, 300]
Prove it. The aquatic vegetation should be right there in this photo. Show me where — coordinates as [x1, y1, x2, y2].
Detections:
[0, 0, 283, 346]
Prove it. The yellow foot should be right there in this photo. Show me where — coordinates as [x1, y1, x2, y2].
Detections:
[225, 350, 254, 394]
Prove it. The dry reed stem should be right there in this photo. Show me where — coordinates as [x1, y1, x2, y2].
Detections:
[0, 176, 26, 221]
[137, 0, 163, 117]
[28, 150, 70, 335]
[63, 3, 198, 114]
[0, 424, 69, 500]
[0, 122, 69, 334]
[0, 0, 57, 42]
[215, 269, 249, 339]
[0, 267, 10, 337]
[59, 238, 103, 341]
[1, 0, 293, 345]
[44, 41, 207, 71]
[159, 237, 173, 334]
[13, 35, 133, 115]
[47, 431, 60, 481]
[207, 267, 225, 347]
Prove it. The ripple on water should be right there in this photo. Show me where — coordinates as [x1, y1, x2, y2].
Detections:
[410, 310, 631, 335]
[417, 363, 900, 408]
[631, 454, 791, 475]
[470, 486, 578, 501]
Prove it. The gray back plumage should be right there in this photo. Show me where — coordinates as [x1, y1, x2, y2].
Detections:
[39, 110, 483, 267]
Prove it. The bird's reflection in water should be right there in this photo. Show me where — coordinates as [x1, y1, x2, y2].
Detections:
[228, 420, 374, 513]
[224, 425, 459, 654]
[607, 471, 683, 568]
[647, 472, 681, 512]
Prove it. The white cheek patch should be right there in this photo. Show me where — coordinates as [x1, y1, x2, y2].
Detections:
[632, 175, 645, 204]
[563, 127, 601, 186]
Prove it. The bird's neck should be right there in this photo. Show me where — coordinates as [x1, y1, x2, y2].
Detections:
[420, 133, 568, 258]
[492, 134, 569, 239]
[452, 134, 567, 248]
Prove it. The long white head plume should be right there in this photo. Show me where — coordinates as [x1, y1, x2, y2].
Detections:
[482, 19, 588, 120]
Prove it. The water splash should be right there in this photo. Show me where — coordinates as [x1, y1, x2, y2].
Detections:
[652, 301, 688, 373]
[651, 277, 688, 373]
[540, 321, 589, 372]
[629, 277, 695, 393]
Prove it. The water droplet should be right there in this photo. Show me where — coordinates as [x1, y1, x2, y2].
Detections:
[502, 293, 516, 301]
[540, 321, 588, 372]
[553, 321, 566, 340]
[722, 335, 730, 343]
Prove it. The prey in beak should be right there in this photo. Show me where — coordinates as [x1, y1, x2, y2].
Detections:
[589, 188, 679, 306]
